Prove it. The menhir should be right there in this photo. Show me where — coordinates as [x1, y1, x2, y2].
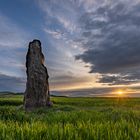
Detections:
[24, 40, 50, 110]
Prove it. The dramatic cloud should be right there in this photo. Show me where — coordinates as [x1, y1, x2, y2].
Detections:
[76, 0, 140, 85]
[98, 73, 140, 85]
[1, 0, 140, 93]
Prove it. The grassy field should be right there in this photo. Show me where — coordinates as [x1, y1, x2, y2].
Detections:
[0, 94, 140, 140]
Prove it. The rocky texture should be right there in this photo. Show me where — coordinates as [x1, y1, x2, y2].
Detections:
[24, 39, 50, 110]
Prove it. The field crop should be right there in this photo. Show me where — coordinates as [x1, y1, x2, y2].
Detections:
[0, 94, 140, 140]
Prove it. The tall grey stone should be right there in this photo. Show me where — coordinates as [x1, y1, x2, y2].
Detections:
[24, 39, 50, 110]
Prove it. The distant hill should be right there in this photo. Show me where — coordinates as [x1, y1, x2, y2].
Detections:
[0, 91, 67, 97]
[0, 92, 23, 95]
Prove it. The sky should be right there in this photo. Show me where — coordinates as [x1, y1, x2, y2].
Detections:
[0, 0, 140, 97]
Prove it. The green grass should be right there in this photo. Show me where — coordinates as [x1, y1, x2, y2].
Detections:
[0, 94, 140, 140]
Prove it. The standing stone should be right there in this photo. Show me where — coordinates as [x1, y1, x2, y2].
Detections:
[24, 39, 50, 110]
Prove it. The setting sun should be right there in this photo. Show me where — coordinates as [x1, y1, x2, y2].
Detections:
[117, 90, 124, 96]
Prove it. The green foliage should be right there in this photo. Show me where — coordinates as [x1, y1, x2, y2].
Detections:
[0, 95, 140, 140]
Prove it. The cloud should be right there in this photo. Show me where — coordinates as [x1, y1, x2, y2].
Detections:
[0, 73, 26, 92]
[75, 0, 140, 85]
[44, 28, 64, 39]
[49, 73, 95, 90]
[54, 86, 140, 97]
[38, 0, 79, 33]
[98, 74, 140, 85]
[0, 13, 29, 49]
[0, 12, 31, 77]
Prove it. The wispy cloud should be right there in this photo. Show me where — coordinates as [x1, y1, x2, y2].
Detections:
[38, 0, 78, 33]
[44, 28, 64, 39]
[0, 13, 29, 49]
[0, 12, 30, 77]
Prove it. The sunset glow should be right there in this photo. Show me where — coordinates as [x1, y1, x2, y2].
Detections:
[118, 90, 123, 95]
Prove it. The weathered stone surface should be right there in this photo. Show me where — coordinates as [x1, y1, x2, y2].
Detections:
[24, 39, 50, 110]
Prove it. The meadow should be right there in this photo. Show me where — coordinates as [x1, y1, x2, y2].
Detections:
[0, 94, 140, 140]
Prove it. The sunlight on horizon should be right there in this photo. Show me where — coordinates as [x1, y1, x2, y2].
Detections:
[117, 90, 124, 95]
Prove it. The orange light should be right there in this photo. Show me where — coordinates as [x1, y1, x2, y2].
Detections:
[117, 90, 124, 95]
